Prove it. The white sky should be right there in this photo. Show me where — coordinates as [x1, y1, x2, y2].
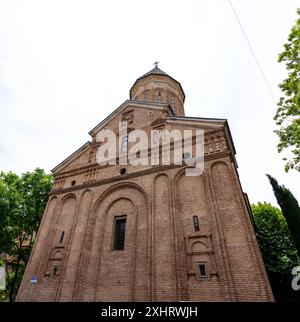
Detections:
[0, 0, 299, 206]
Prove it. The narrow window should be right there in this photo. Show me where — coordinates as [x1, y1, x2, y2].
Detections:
[158, 91, 162, 103]
[113, 216, 127, 250]
[198, 264, 207, 277]
[52, 267, 58, 277]
[193, 215, 200, 232]
[60, 231, 65, 243]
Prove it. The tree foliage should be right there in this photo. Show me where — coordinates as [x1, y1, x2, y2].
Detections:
[252, 202, 299, 301]
[267, 174, 300, 258]
[0, 168, 53, 302]
[275, 8, 300, 172]
[252, 202, 298, 274]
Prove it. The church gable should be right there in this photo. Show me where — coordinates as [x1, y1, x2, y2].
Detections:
[51, 103, 168, 176]
[89, 101, 169, 139]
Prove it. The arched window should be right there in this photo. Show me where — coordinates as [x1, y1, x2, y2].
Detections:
[193, 215, 200, 232]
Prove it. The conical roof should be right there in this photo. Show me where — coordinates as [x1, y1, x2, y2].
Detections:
[138, 66, 169, 79]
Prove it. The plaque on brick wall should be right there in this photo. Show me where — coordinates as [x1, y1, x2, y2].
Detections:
[30, 275, 38, 283]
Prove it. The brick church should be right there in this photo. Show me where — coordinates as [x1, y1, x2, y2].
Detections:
[17, 65, 274, 301]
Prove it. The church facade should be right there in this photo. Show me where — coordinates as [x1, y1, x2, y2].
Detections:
[17, 66, 274, 301]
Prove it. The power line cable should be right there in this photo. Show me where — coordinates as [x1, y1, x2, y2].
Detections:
[227, 0, 277, 104]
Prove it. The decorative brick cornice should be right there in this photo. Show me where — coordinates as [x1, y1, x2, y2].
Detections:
[50, 151, 231, 196]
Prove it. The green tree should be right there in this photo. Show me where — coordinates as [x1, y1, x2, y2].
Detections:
[19, 168, 53, 255]
[0, 172, 23, 301]
[252, 202, 298, 274]
[252, 202, 299, 301]
[267, 174, 300, 258]
[0, 168, 53, 302]
[275, 8, 300, 172]
[0, 172, 23, 263]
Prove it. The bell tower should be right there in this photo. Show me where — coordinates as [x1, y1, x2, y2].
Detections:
[129, 63, 185, 116]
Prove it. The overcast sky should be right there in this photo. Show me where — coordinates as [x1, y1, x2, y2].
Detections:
[0, 0, 299, 206]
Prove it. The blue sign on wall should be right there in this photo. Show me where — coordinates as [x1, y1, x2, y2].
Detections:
[30, 275, 38, 283]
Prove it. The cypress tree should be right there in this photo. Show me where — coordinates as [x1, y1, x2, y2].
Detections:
[267, 174, 300, 257]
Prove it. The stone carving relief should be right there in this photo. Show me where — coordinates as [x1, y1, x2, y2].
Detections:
[122, 109, 134, 125]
